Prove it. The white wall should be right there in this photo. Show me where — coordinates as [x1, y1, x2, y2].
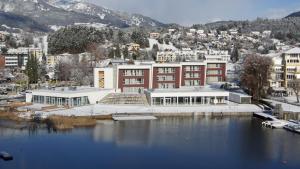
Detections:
[94, 68, 115, 89]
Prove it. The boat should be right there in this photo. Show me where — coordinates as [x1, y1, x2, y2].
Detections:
[262, 120, 289, 129]
[0, 151, 13, 161]
[288, 120, 300, 124]
[284, 124, 300, 134]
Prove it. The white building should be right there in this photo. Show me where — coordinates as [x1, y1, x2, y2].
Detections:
[205, 50, 230, 62]
[156, 51, 177, 63]
[145, 87, 229, 106]
[189, 29, 196, 33]
[175, 48, 206, 61]
[264, 52, 284, 89]
[26, 87, 116, 107]
[4, 48, 28, 68]
[197, 30, 205, 34]
[229, 29, 238, 35]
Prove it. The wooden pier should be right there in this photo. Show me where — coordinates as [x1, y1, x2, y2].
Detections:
[112, 115, 157, 121]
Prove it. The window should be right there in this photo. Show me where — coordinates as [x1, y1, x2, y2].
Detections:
[124, 70, 144, 76]
[158, 68, 176, 74]
[158, 83, 175, 89]
[124, 78, 144, 85]
[207, 70, 222, 75]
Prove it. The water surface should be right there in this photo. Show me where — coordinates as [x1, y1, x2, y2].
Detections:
[0, 117, 299, 169]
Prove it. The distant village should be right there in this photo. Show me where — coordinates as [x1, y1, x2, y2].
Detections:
[0, 24, 300, 119]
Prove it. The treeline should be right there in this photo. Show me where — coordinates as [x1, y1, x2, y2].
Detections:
[48, 26, 113, 55]
[48, 26, 151, 55]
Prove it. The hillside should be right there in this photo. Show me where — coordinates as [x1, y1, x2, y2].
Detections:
[0, 11, 49, 32]
[286, 11, 300, 18]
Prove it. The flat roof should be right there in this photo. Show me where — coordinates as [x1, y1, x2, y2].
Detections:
[229, 92, 252, 98]
[30, 87, 113, 95]
[147, 87, 227, 94]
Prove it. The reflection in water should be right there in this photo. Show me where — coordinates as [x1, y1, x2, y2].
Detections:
[93, 117, 232, 149]
[92, 117, 300, 163]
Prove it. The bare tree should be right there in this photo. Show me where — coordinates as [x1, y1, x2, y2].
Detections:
[55, 61, 72, 81]
[241, 54, 273, 100]
[87, 43, 107, 62]
[290, 79, 300, 103]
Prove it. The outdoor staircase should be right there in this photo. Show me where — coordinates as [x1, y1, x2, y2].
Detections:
[99, 93, 149, 106]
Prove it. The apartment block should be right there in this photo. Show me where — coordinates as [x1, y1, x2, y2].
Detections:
[283, 47, 300, 94]
[94, 61, 227, 93]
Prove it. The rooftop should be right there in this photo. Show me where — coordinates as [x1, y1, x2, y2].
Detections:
[30, 87, 112, 94]
[146, 86, 227, 94]
[285, 47, 300, 54]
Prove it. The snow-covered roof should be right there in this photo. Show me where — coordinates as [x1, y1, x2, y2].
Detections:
[285, 47, 300, 54]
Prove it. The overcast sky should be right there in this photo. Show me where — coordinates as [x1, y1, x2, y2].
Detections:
[88, 0, 300, 25]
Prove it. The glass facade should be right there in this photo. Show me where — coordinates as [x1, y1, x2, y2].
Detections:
[32, 95, 90, 107]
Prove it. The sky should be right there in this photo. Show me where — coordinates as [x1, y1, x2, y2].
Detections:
[88, 0, 300, 26]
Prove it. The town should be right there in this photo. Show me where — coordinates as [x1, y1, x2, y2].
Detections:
[0, 24, 300, 125]
[1, 0, 300, 169]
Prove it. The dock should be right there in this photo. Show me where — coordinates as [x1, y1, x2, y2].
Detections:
[253, 112, 277, 121]
[112, 115, 157, 121]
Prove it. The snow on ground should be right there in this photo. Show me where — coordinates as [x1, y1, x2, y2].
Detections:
[283, 96, 300, 105]
[264, 99, 300, 113]
[33, 103, 262, 118]
[148, 39, 178, 51]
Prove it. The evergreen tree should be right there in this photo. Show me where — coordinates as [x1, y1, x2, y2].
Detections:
[108, 49, 115, 58]
[115, 45, 121, 58]
[131, 29, 149, 48]
[151, 44, 159, 60]
[39, 53, 48, 81]
[123, 46, 129, 59]
[25, 54, 39, 84]
[231, 46, 239, 63]
[117, 30, 125, 44]
[1, 47, 8, 54]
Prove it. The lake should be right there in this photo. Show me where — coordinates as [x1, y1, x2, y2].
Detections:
[0, 117, 300, 169]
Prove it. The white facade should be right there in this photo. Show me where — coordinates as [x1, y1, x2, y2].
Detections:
[175, 48, 206, 61]
[205, 50, 230, 62]
[156, 51, 177, 62]
[26, 87, 116, 107]
[145, 87, 229, 106]
[94, 67, 115, 89]
[229, 92, 252, 104]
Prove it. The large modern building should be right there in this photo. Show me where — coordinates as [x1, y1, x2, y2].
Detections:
[94, 61, 227, 93]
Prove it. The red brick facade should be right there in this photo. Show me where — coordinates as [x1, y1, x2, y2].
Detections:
[0, 55, 5, 69]
[152, 67, 181, 89]
[206, 63, 226, 82]
[118, 69, 150, 92]
[116, 62, 227, 92]
[181, 65, 206, 86]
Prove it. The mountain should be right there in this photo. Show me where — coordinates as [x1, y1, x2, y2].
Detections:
[0, 11, 50, 32]
[46, 0, 165, 27]
[286, 11, 300, 18]
[0, 0, 165, 32]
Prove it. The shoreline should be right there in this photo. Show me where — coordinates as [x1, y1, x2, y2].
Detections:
[0, 111, 255, 130]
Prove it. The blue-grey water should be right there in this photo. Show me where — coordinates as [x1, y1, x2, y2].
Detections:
[0, 117, 300, 169]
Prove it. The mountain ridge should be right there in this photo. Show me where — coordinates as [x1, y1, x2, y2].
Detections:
[0, 0, 165, 32]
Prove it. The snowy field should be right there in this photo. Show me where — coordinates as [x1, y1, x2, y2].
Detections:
[264, 99, 300, 113]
